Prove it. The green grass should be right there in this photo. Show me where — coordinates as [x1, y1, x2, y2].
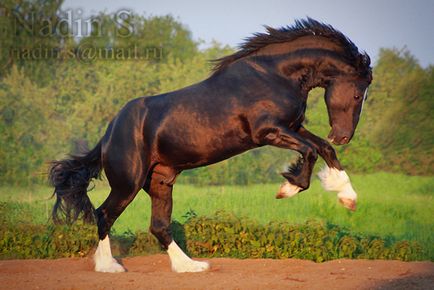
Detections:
[0, 172, 433, 260]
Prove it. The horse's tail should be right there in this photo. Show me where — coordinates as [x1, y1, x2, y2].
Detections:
[49, 141, 103, 224]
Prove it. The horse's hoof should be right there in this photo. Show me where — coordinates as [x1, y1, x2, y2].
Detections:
[172, 260, 210, 273]
[276, 181, 302, 199]
[339, 198, 357, 211]
[95, 258, 126, 273]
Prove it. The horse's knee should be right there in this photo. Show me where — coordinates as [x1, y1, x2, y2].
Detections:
[305, 146, 318, 163]
[321, 145, 342, 170]
[320, 145, 332, 157]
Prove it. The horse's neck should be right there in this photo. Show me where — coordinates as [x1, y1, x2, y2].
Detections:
[267, 57, 326, 97]
[208, 56, 324, 101]
[250, 36, 350, 92]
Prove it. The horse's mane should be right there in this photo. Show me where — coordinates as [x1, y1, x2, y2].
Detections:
[212, 17, 371, 75]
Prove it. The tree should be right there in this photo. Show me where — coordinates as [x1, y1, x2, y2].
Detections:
[0, 0, 74, 84]
[362, 48, 433, 174]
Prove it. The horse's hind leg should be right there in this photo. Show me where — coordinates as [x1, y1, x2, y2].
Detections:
[94, 186, 140, 272]
[93, 159, 146, 272]
[147, 165, 209, 273]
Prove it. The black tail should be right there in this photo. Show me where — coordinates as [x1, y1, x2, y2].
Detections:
[49, 142, 102, 224]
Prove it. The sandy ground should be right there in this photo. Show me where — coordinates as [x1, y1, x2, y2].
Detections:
[0, 255, 433, 290]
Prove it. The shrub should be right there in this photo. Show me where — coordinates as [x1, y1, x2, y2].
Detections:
[182, 211, 424, 262]
[0, 202, 97, 259]
[0, 204, 426, 261]
[0, 223, 97, 259]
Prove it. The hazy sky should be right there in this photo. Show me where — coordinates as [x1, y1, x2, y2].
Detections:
[62, 0, 434, 67]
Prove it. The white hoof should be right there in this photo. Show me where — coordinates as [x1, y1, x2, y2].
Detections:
[276, 181, 302, 199]
[95, 258, 125, 273]
[172, 259, 210, 273]
[339, 197, 357, 211]
[167, 241, 209, 273]
[94, 235, 125, 273]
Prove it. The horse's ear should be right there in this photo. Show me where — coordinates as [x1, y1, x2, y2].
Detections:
[364, 53, 371, 67]
[357, 53, 371, 71]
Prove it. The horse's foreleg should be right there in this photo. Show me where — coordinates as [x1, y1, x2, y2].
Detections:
[297, 126, 342, 169]
[148, 169, 209, 273]
[297, 126, 357, 211]
[255, 125, 318, 198]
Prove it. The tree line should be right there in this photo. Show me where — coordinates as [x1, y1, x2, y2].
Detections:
[0, 0, 432, 186]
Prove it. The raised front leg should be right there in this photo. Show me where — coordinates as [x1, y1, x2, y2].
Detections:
[254, 124, 318, 198]
[297, 126, 357, 211]
[148, 166, 209, 273]
[297, 126, 342, 170]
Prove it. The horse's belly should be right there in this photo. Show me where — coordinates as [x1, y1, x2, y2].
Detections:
[156, 128, 254, 169]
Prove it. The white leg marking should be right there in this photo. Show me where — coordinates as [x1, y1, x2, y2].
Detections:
[276, 181, 302, 199]
[167, 241, 209, 273]
[318, 166, 357, 210]
[94, 236, 125, 273]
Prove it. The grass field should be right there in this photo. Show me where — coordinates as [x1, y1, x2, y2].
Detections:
[1, 172, 433, 259]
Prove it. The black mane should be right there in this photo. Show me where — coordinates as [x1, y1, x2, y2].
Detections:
[212, 17, 371, 75]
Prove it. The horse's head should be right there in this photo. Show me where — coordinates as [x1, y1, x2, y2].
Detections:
[323, 56, 372, 145]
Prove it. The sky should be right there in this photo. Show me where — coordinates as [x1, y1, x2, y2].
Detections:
[62, 0, 434, 67]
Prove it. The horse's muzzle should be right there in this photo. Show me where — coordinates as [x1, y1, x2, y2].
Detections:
[327, 130, 351, 145]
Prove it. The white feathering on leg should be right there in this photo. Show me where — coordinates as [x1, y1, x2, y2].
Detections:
[167, 241, 209, 273]
[276, 181, 302, 199]
[318, 166, 357, 200]
[94, 236, 125, 273]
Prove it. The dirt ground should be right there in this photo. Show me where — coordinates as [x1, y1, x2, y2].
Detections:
[0, 255, 433, 290]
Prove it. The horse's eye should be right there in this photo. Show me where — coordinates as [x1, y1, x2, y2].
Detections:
[354, 95, 361, 100]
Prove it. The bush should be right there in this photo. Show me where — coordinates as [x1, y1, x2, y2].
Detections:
[0, 202, 97, 259]
[0, 204, 426, 261]
[182, 211, 424, 262]
[0, 223, 97, 259]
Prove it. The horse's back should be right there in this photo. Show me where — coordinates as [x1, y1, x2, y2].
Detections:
[144, 86, 263, 169]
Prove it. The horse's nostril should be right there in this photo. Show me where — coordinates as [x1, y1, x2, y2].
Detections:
[341, 136, 349, 143]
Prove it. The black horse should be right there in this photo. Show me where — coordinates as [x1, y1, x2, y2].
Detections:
[50, 18, 372, 273]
